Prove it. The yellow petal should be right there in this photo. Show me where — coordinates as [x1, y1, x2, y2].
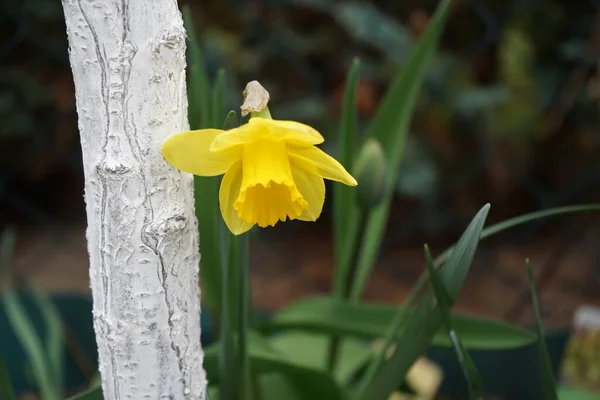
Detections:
[210, 118, 325, 152]
[219, 160, 254, 235]
[210, 122, 264, 152]
[162, 129, 241, 176]
[291, 166, 325, 221]
[252, 118, 324, 146]
[288, 145, 358, 186]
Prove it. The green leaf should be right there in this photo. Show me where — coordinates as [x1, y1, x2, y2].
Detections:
[255, 373, 303, 400]
[222, 110, 239, 131]
[332, 3, 412, 62]
[268, 332, 372, 386]
[66, 385, 103, 400]
[333, 57, 361, 298]
[356, 204, 490, 400]
[558, 386, 600, 400]
[350, 0, 453, 300]
[264, 295, 534, 350]
[406, 204, 600, 310]
[193, 175, 222, 317]
[204, 332, 345, 400]
[212, 69, 226, 130]
[527, 259, 558, 400]
[1, 229, 61, 400]
[182, 5, 211, 130]
[2, 290, 61, 400]
[0, 352, 17, 400]
[182, 5, 223, 319]
[424, 245, 485, 399]
[26, 283, 64, 389]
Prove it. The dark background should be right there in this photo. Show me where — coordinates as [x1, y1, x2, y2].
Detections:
[2, 0, 600, 327]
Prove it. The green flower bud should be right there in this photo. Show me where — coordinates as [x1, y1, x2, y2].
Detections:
[353, 138, 388, 210]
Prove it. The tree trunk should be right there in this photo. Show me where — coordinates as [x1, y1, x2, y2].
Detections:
[61, 1, 205, 398]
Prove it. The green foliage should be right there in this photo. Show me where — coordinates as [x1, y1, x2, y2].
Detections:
[424, 245, 485, 399]
[1, 229, 62, 400]
[264, 296, 535, 350]
[527, 259, 559, 400]
[348, 0, 453, 301]
[203, 332, 345, 400]
[332, 58, 361, 298]
[354, 204, 490, 400]
[183, 6, 227, 320]
[0, 352, 17, 400]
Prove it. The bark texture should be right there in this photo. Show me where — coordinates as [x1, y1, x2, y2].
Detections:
[61, 1, 205, 398]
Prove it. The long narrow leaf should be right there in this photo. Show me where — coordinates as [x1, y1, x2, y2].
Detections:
[212, 69, 226, 130]
[526, 259, 558, 400]
[1, 229, 61, 400]
[182, 6, 224, 320]
[406, 204, 600, 309]
[264, 296, 535, 349]
[3, 291, 61, 400]
[66, 385, 103, 400]
[182, 5, 211, 130]
[350, 0, 453, 300]
[356, 204, 489, 400]
[27, 283, 64, 389]
[268, 333, 373, 387]
[333, 58, 361, 297]
[0, 352, 17, 400]
[424, 245, 485, 399]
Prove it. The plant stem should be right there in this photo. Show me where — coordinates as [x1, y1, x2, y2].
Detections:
[327, 211, 365, 372]
[237, 233, 253, 400]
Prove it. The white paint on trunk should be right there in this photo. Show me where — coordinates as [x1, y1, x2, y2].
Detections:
[61, 1, 205, 398]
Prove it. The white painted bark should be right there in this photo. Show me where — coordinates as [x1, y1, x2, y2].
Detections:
[61, 1, 206, 399]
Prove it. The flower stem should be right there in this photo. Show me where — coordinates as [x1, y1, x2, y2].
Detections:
[237, 232, 252, 400]
[327, 210, 366, 372]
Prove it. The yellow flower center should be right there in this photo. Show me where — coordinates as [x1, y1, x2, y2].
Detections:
[234, 139, 308, 227]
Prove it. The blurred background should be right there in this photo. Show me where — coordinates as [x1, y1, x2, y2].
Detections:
[2, 0, 600, 339]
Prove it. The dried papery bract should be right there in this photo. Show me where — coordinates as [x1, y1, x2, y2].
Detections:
[61, 1, 205, 398]
[240, 80, 270, 117]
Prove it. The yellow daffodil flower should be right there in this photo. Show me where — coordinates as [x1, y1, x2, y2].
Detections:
[162, 116, 357, 235]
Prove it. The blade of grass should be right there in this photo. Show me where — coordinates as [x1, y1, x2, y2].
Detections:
[66, 384, 103, 400]
[26, 282, 64, 389]
[333, 57, 361, 297]
[405, 204, 600, 310]
[182, 5, 210, 130]
[265, 296, 535, 349]
[424, 244, 485, 400]
[1, 228, 61, 400]
[526, 259, 558, 400]
[0, 352, 17, 400]
[350, 0, 452, 301]
[183, 5, 224, 319]
[3, 291, 61, 400]
[183, 5, 228, 324]
[212, 69, 226, 129]
[223, 110, 239, 131]
[355, 204, 490, 400]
